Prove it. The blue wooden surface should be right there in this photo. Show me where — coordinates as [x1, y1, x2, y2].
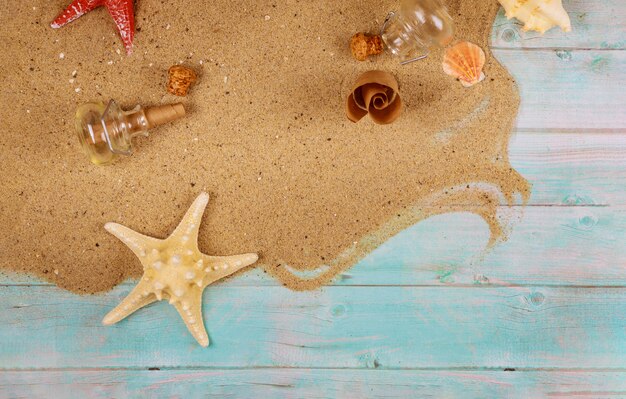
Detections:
[1, 0, 626, 397]
[1, 285, 625, 369]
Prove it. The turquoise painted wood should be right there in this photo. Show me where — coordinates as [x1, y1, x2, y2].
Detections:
[3, 207, 625, 287]
[2, 370, 626, 399]
[1, 0, 625, 397]
[1, 285, 625, 368]
[509, 132, 626, 205]
[490, 0, 626, 49]
[494, 50, 625, 130]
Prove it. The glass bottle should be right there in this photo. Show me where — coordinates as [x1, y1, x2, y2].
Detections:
[381, 0, 454, 63]
[75, 99, 185, 165]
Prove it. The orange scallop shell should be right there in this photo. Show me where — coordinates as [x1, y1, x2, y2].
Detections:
[442, 41, 486, 87]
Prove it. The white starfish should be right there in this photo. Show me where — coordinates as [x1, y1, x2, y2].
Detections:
[102, 192, 258, 347]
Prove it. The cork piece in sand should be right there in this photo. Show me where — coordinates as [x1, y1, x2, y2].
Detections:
[350, 32, 384, 61]
[102, 192, 258, 347]
[346, 70, 402, 124]
[0, 0, 529, 294]
[167, 65, 197, 96]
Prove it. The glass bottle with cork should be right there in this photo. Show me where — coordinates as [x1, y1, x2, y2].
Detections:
[75, 100, 186, 165]
[350, 0, 454, 64]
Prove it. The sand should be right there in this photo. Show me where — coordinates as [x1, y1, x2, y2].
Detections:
[0, 0, 529, 293]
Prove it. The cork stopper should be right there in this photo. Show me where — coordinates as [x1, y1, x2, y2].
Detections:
[145, 103, 186, 128]
[350, 33, 384, 61]
[167, 66, 197, 96]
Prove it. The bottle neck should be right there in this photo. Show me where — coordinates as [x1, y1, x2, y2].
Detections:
[380, 0, 454, 61]
[100, 101, 148, 156]
[122, 108, 150, 138]
[381, 12, 427, 59]
[76, 100, 186, 165]
[102, 102, 187, 154]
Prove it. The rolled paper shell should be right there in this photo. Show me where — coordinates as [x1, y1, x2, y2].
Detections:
[346, 70, 402, 125]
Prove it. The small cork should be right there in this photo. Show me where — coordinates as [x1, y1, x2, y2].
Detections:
[350, 33, 384, 61]
[167, 65, 197, 96]
[145, 103, 186, 128]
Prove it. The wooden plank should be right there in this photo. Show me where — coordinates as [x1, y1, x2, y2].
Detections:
[349, 206, 626, 287]
[0, 2, 622, 392]
[509, 132, 626, 206]
[491, 0, 626, 49]
[1, 285, 624, 369]
[492, 49, 625, 130]
[2, 369, 626, 399]
[3, 206, 625, 287]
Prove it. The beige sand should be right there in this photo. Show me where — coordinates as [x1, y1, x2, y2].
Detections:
[0, 0, 529, 293]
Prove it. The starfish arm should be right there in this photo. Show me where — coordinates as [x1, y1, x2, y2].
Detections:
[104, 0, 135, 54]
[102, 279, 157, 325]
[51, 0, 104, 28]
[171, 192, 210, 243]
[173, 291, 209, 347]
[105, 222, 162, 259]
[102, 192, 260, 347]
[202, 253, 259, 283]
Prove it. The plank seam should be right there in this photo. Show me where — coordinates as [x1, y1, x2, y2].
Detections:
[2, 366, 626, 372]
[3, 283, 626, 288]
[492, 47, 626, 52]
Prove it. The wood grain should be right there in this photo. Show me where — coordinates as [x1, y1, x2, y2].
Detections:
[3, 206, 625, 287]
[1, 0, 625, 396]
[1, 285, 624, 369]
[2, 370, 625, 399]
[494, 50, 625, 130]
[491, 0, 626, 49]
[509, 132, 626, 205]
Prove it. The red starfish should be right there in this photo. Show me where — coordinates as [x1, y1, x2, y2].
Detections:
[51, 0, 135, 54]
